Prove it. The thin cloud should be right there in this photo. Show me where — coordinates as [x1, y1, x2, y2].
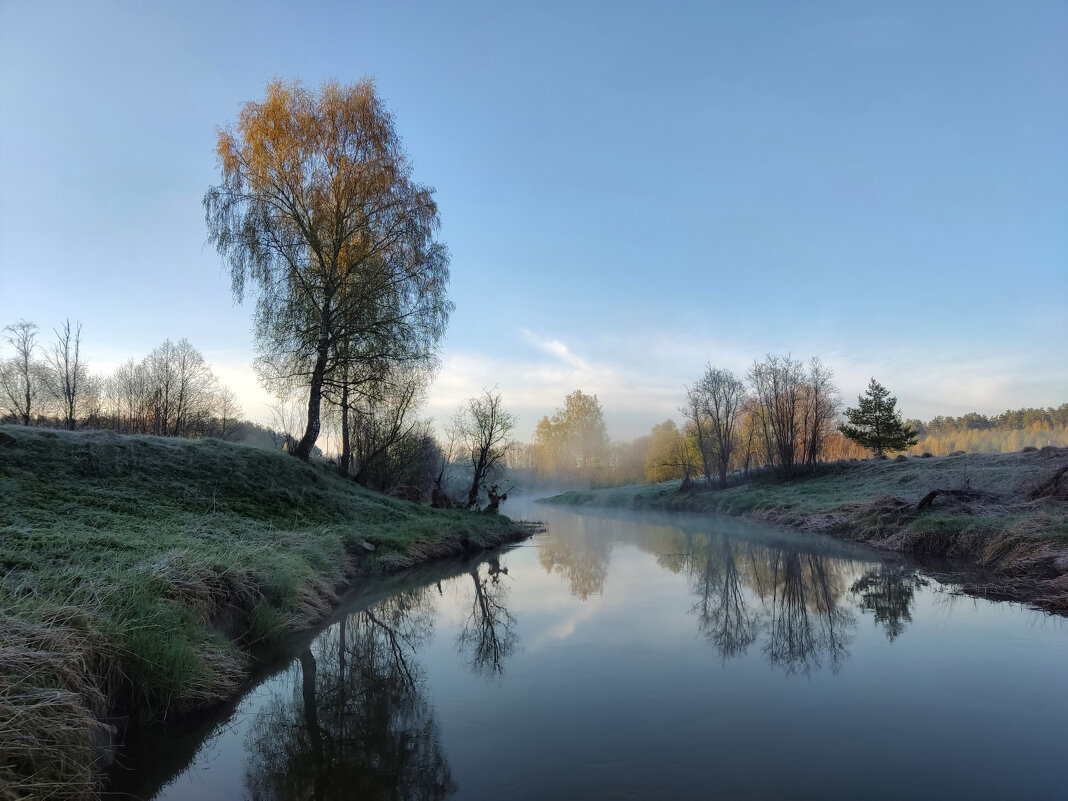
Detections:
[522, 330, 591, 370]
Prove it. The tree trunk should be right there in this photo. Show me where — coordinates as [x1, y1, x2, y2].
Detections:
[22, 367, 30, 425]
[466, 478, 480, 509]
[295, 366, 325, 461]
[295, 339, 329, 461]
[339, 379, 351, 476]
[294, 298, 333, 462]
[466, 453, 486, 509]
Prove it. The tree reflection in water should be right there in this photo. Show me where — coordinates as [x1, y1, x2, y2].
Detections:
[533, 511, 909, 675]
[457, 555, 518, 677]
[761, 550, 853, 675]
[851, 567, 928, 642]
[243, 589, 457, 801]
[538, 515, 612, 599]
[692, 533, 759, 660]
[684, 532, 856, 674]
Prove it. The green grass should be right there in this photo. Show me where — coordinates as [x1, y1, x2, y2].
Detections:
[0, 425, 525, 799]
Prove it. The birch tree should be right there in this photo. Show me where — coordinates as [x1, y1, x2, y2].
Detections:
[205, 79, 451, 461]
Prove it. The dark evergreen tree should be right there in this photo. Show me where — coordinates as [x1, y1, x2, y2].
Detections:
[839, 378, 917, 456]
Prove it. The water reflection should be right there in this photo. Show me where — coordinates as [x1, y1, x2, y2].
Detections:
[680, 532, 855, 673]
[457, 555, 518, 677]
[690, 533, 758, 660]
[852, 567, 928, 642]
[243, 589, 456, 800]
[760, 549, 854, 675]
[538, 514, 611, 599]
[533, 508, 920, 675]
[121, 506, 1068, 801]
[229, 521, 932, 801]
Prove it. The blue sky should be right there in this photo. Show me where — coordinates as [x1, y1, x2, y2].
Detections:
[1, 1, 1065, 439]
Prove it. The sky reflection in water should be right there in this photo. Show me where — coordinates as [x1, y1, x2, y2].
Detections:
[144, 499, 1068, 801]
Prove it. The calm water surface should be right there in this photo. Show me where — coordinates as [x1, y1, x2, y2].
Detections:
[113, 497, 1068, 800]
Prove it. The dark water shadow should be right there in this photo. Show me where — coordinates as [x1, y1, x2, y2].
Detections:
[105, 546, 523, 800]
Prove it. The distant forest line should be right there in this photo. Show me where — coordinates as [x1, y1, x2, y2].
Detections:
[907, 406, 1068, 458]
[508, 415, 1068, 490]
[506, 388, 1068, 491]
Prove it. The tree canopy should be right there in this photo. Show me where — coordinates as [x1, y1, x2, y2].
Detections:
[644, 419, 687, 483]
[684, 365, 747, 488]
[453, 389, 516, 509]
[533, 390, 609, 485]
[204, 79, 451, 460]
[839, 378, 917, 456]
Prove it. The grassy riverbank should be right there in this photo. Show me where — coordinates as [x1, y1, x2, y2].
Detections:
[545, 449, 1068, 613]
[0, 426, 531, 800]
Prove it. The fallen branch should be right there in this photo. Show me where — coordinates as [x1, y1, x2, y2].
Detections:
[917, 490, 943, 510]
[916, 487, 1000, 510]
[1029, 465, 1068, 501]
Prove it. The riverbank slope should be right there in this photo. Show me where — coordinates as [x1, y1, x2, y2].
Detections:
[0, 426, 532, 800]
[545, 449, 1068, 614]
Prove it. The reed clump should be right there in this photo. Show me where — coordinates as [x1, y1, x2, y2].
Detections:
[0, 608, 112, 801]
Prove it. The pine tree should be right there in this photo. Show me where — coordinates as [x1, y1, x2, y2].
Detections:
[839, 378, 917, 457]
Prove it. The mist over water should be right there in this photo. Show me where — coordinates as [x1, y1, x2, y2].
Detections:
[120, 498, 1068, 801]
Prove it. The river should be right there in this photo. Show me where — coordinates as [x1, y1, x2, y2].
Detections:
[108, 496, 1068, 800]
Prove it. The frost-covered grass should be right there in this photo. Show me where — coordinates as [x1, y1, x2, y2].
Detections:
[0, 425, 524, 799]
[548, 451, 1068, 522]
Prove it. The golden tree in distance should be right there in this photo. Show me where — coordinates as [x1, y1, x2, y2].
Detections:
[534, 390, 609, 485]
[205, 79, 451, 460]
